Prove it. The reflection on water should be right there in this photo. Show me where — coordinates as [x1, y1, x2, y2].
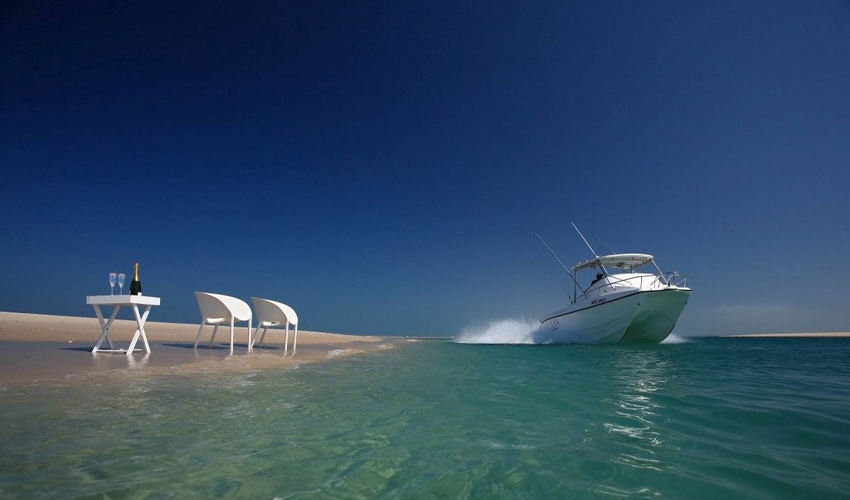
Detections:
[92, 352, 151, 370]
[604, 349, 670, 474]
[127, 353, 150, 369]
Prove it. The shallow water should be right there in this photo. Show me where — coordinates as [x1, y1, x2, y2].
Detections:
[1, 338, 849, 498]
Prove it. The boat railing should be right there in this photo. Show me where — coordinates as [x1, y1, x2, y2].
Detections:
[582, 274, 653, 299]
[664, 272, 690, 288]
[611, 273, 664, 290]
[581, 272, 690, 300]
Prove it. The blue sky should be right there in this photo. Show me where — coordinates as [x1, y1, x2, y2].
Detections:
[2, 1, 849, 336]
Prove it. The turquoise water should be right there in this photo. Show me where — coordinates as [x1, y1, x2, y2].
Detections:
[2, 338, 850, 499]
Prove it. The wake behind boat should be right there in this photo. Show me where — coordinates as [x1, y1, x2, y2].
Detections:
[535, 226, 691, 344]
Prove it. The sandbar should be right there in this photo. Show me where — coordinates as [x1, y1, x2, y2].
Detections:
[0, 312, 399, 385]
[727, 332, 850, 338]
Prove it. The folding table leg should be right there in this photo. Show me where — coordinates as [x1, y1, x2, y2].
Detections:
[127, 305, 152, 355]
[93, 304, 121, 353]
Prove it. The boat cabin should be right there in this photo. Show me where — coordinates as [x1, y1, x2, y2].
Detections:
[570, 253, 683, 303]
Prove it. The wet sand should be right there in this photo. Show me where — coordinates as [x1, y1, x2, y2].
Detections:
[0, 312, 399, 385]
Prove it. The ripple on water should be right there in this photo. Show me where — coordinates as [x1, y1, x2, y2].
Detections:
[1, 338, 850, 498]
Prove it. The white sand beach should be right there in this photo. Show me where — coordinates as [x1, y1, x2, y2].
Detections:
[0, 312, 399, 384]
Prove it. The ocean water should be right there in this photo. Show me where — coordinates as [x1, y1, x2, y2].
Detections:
[1, 337, 850, 499]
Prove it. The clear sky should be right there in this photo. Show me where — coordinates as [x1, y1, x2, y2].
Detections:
[2, 1, 849, 337]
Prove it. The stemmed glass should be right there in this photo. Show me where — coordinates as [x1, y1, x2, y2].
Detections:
[117, 273, 126, 295]
[109, 272, 117, 295]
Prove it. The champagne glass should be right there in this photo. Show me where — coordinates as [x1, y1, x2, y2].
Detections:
[109, 272, 117, 295]
[117, 273, 126, 295]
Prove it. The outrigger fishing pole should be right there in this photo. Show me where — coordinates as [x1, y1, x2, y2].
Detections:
[535, 232, 583, 304]
[571, 221, 609, 277]
[571, 221, 598, 257]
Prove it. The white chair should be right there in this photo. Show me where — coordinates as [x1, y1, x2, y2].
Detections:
[194, 292, 253, 354]
[250, 297, 299, 354]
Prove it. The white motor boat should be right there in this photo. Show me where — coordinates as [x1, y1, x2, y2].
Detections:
[535, 230, 691, 344]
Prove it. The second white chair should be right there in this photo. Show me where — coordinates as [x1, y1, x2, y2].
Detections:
[250, 297, 299, 353]
[194, 291, 253, 354]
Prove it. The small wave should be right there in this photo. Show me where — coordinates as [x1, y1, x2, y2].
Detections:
[455, 317, 539, 344]
[483, 440, 537, 450]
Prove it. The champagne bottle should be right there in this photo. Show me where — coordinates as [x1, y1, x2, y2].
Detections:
[129, 262, 143, 296]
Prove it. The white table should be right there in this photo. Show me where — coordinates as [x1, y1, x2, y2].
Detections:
[86, 295, 161, 355]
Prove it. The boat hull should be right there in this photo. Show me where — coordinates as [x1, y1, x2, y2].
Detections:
[619, 289, 691, 343]
[535, 291, 641, 344]
[536, 288, 691, 345]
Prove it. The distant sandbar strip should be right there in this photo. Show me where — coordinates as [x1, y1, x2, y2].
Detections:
[728, 332, 850, 338]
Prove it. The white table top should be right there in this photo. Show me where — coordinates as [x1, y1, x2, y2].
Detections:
[87, 295, 161, 306]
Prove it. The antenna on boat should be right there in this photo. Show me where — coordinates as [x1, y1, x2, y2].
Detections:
[593, 235, 616, 255]
[535, 232, 581, 303]
[571, 222, 597, 257]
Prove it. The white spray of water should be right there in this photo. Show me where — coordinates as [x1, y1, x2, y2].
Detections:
[455, 317, 540, 344]
[455, 317, 690, 345]
[661, 333, 690, 344]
